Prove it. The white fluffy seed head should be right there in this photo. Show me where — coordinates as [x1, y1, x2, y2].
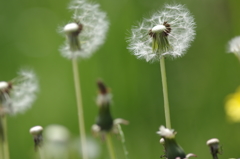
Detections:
[60, 0, 109, 59]
[30, 126, 43, 136]
[156, 125, 176, 139]
[206, 138, 219, 146]
[128, 4, 196, 62]
[1, 69, 39, 115]
[63, 23, 79, 34]
[228, 36, 240, 55]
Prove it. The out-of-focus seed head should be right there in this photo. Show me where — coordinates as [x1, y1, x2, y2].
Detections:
[0, 69, 39, 116]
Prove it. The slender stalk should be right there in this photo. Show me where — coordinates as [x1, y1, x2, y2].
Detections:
[71, 58, 88, 159]
[38, 147, 45, 159]
[106, 133, 116, 159]
[159, 56, 171, 129]
[235, 54, 240, 62]
[117, 124, 128, 159]
[1, 116, 10, 159]
[0, 118, 4, 159]
[0, 142, 3, 159]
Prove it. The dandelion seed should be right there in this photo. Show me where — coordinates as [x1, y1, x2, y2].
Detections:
[60, 0, 109, 59]
[227, 36, 240, 60]
[0, 69, 38, 115]
[128, 4, 196, 62]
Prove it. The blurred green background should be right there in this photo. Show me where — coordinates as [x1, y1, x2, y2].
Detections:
[1, 0, 240, 158]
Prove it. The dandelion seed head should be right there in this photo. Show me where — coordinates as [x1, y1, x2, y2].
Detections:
[128, 4, 196, 62]
[60, 0, 109, 59]
[0, 69, 39, 115]
[228, 36, 240, 56]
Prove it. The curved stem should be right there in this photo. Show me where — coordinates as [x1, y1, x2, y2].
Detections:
[117, 124, 129, 159]
[106, 133, 116, 159]
[159, 57, 171, 129]
[72, 59, 88, 159]
[1, 116, 10, 159]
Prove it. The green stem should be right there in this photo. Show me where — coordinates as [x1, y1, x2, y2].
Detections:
[106, 133, 116, 159]
[0, 142, 3, 159]
[1, 116, 10, 159]
[38, 147, 45, 159]
[117, 124, 128, 159]
[0, 117, 4, 159]
[72, 58, 88, 159]
[159, 56, 171, 129]
[235, 54, 240, 62]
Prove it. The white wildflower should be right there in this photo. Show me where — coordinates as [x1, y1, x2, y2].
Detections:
[228, 36, 240, 56]
[0, 70, 38, 115]
[128, 4, 196, 62]
[60, 0, 109, 59]
[156, 125, 176, 139]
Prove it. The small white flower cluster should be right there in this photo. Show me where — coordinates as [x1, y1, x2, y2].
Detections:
[60, 0, 109, 59]
[228, 36, 240, 56]
[157, 125, 176, 139]
[128, 4, 196, 62]
[0, 70, 38, 115]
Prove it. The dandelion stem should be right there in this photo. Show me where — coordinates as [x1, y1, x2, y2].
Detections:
[0, 142, 3, 159]
[0, 118, 4, 159]
[159, 56, 171, 129]
[38, 147, 45, 159]
[235, 54, 240, 62]
[117, 124, 129, 159]
[106, 133, 116, 159]
[1, 116, 10, 159]
[72, 58, 88, 159]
